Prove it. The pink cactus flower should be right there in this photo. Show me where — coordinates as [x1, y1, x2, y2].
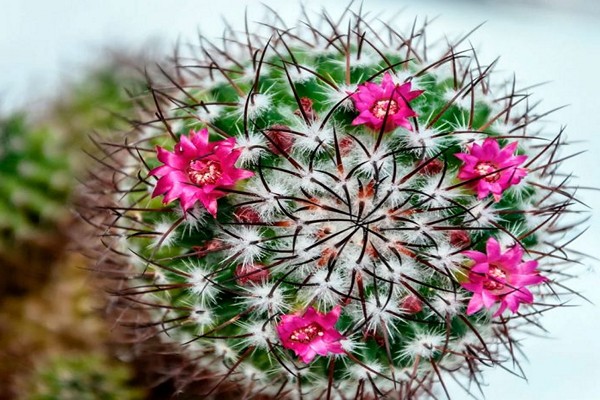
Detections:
[350, 72, 423, 132]
[455, 138, 528, 201]
[461, 237, 547, 317]
[277, 305, 345, 363]
[150, 129, 253, 217]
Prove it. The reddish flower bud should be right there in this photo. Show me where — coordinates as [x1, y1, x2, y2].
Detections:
[234, 206, 261, 224]
[401, 294, 423, 314]
[363, 330, 385, 346]
[449, 230, 471, 248]
[339, 136, 354, 156]
[193, 239, 226, 256]
[235, 263, 270, 285]
[417, 158, 444, 175]
[294, 97, 318, 121]
[340, 297, 352, 306]
[317, 248, 337, 267]
[265, 124, 294, 155]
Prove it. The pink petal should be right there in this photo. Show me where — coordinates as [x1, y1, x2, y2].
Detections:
[156, 147, 188, 169]
[471, 262, 490, 274]
[493, 301, 508, 317]
[310, 339, 331, 356]
[485, 238, 501, 261]
[299, 348, 318, 364]
[317, 305, 342, 327]
[481, 290, 497, 308]
[466, 294, 484, 315]
[500, 140, 518, 155]
[190, 128, 209, 149]
[462, 250, 487, 263]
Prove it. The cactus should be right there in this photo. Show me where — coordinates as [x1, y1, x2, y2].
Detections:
[82, 6, 586, 399]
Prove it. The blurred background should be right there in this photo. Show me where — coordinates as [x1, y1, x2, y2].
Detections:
[1, 0, 598, 399]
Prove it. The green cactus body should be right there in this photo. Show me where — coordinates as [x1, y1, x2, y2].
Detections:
[85, 8, 583, 399]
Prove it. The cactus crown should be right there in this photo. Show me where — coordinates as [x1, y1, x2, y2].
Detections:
[83, 5, 585, 399]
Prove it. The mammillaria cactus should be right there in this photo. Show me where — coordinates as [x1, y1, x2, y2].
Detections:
[81, 6, 586, 399]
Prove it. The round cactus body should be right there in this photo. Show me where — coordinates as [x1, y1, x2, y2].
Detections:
[83, 7, 585, 399]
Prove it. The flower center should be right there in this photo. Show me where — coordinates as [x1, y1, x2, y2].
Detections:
[483, 266, 507, 291]
[371, 99, 399, 119]
[289, 322, 325, 344]
[187, 159, 222, 186]
[475, 162, 500, 182]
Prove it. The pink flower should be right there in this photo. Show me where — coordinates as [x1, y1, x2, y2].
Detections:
[350, 72, 423, 132]
[277, 306, 345, 363]
[461, 237, 547, 317]
[455, 138, 527, 201]
[150, 129, 253, 217]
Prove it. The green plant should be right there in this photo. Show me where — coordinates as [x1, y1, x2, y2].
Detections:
[24, 353, 144, 400]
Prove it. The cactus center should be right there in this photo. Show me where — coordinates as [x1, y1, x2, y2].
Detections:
[483, 266, 507, 291]
[371, 99, 399, 119]
[289, 322, 325, 344]
[187, 160, 222, 185]
[475, 162, 500, 182]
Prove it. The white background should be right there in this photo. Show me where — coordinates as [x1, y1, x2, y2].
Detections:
[2, 0, 599, 398]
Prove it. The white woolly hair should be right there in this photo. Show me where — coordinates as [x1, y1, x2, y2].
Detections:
[220, 226, 266, 266]
[239, 282, 287, 315]
[463, 200, 505, 228]
[318, 82, 357, 111]
[149, 218, 181, 249]
[428, 291, 465, 318]
[236, 319, 277, 350]
[399, 331, 446, 360]
[297, 268, 348, 308]
[237, 92, 273, 120]
[399, 126, 445, 159]
[176, 204, 210, 236]
[188, 307, 215, 330]
[235, 131, 268, 166]
[195, 103, 223, 124]
[186, 261, 220, 305]
[290, 117, 335, 155]
[244, 174, 292, 222]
